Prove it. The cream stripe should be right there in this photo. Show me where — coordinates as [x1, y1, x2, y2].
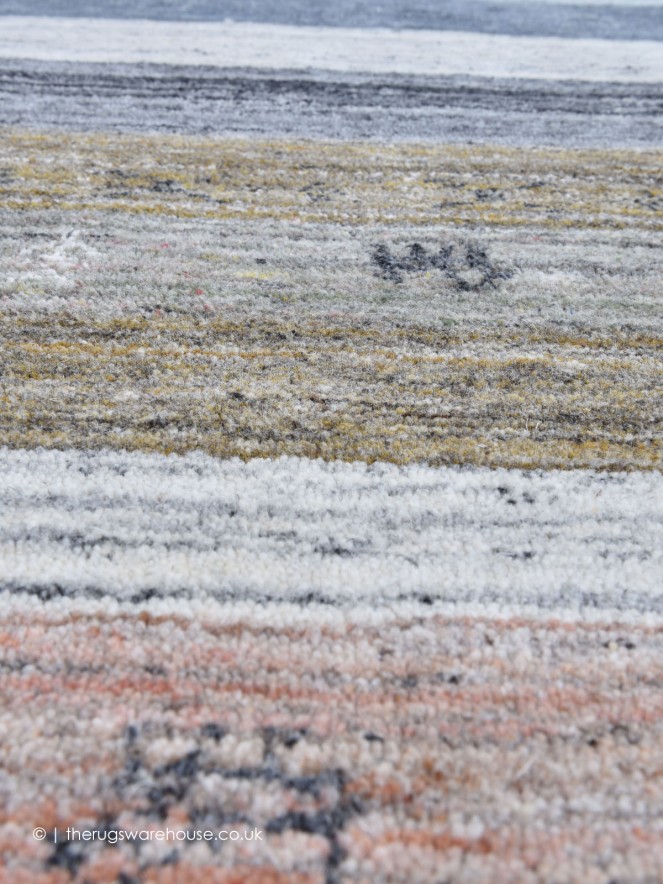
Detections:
[0, 16, 662, 82]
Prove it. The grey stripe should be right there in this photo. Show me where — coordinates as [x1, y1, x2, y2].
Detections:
[0, 0, 662, 40]
[2, 60, 662, 148]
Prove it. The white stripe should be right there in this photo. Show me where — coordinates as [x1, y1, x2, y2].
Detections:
[0, 16, 661, 82]
[1, 447, 662, 617]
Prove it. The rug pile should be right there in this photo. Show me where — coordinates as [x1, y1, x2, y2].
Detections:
[0, 1, 662, 881]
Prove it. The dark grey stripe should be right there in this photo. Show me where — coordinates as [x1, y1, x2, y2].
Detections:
[1, 0, 662, 41]
[4, 585, 663, 615]
[2, 59, 662, 148]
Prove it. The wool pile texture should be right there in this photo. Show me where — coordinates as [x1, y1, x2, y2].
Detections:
[1, 2, 663, 882]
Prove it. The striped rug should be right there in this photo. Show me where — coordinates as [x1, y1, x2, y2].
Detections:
[1, 2, 663, 881]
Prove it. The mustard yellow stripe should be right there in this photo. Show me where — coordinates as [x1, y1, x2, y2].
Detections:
[1, 316, 660, 470]
[1, 130, 662, 230]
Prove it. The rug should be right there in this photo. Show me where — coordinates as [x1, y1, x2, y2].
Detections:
[1, 2, 662, 881]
